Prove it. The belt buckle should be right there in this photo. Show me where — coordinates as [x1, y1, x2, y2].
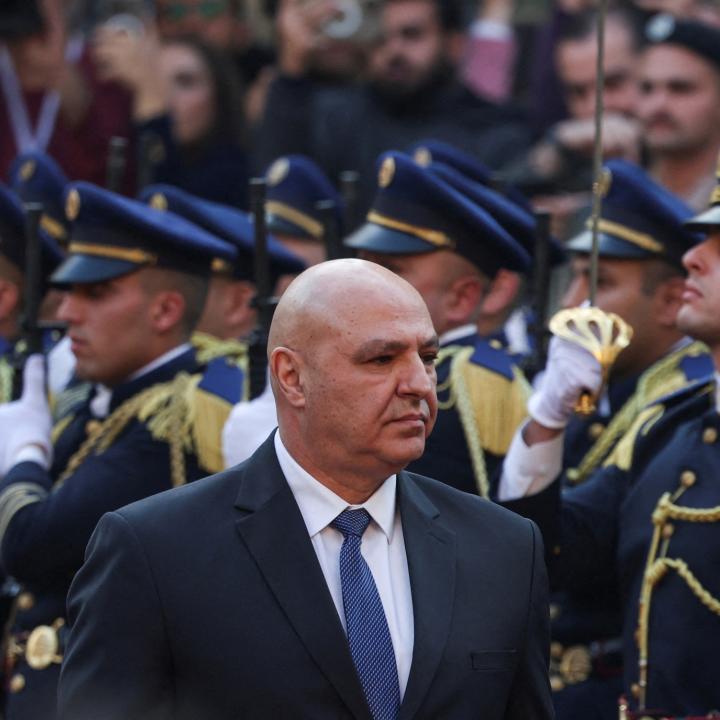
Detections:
[24, 618, 64, 670]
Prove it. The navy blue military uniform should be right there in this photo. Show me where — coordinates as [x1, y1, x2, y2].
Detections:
[506, 160, 720, 718]
[345, 151, 532, 496]
[0, 182, 238, 719]
[508, 377, 719, 717]
[527, 160, 711, 719]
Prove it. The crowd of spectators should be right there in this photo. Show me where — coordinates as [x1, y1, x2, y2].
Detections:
[3, 0, 720, 240]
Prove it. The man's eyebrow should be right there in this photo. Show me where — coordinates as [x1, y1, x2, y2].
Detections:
[352, 336, 440, 361]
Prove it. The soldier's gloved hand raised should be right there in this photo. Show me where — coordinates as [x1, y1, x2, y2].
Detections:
[0, 355, 53, 476]
[527, 336, 603, 429]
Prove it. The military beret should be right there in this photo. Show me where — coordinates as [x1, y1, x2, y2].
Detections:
[645, 14, 720, 71]
[0, 182, 64, 281]
[52, 182, 236, 285]
[427, 161, 566, 268]
[566, 159, 699, 266]
[264, 155, 344, 241]
[139, 184, 306, 282]
[8, 151, 70, 246]
[344, 151, 530, 276]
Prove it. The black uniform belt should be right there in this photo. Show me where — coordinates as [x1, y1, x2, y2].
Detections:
[550, 638, 623, 691]
[5, 618, 66, 674]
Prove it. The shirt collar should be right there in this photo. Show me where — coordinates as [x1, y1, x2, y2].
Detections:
[439, 324, 476, 347]
[274, 431, 397, 542]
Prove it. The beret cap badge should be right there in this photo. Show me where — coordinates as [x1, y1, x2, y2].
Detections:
[65, 189, 80, 221]
[378, 157, 396, 188]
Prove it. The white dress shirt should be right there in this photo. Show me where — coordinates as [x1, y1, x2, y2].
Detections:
[274, 432, 414, 698]
[222, 370, 278, 467]
[439, 323, 476, 347]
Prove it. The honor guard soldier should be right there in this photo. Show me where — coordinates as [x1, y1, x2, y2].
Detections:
[345, 151, 531, 497]
[140, 184, 305, 441]
[0, 184, 63, 404]
[264, 154, 344, 270]
[423, 158, 566, 360]
[501, 159, 712, 720]
[0, 181, 237, 720]
[221, 155, 342, 467]
[141, 184, 306, 343]
[9, 152, 75, 397]
[498, 163, 720, 718]
[9, 152, 71, 249]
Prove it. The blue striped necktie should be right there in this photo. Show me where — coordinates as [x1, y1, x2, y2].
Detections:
[331, 508, 401, 720]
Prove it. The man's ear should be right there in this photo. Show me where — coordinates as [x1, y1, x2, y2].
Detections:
[150, 290, 186, 334]
[445, 274, 485, 326]
[270, 346, 306, 408]
[655, 275, 685, 328]
[480, 270, 521, 317]
[0, 279, 20, 324]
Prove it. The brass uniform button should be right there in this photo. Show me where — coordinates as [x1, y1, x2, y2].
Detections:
[553, 545, 562, 556]
[550, 675, 565, 692]
[631, 683, 641, 698]
[550, 642, 564, 659]
[703, 427, 718, 444]
[9, 674, 25, 693]
[680, 470, 696, 488]
[16, 592, 34, 611]
[588, 422, 605, 440]
[549, 603, 561, 620]
[566, 468, 580, 483]
[489, 339, 503, 350]
[662, 524, 674, 539]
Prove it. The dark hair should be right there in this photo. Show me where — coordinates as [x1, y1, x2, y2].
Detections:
[164, 35, 246, 149]
[140, 267, 210, 336]
[558, 5, 645, 51]
[383, 0, 464, 32]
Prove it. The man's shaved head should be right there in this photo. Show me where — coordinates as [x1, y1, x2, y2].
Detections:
[269, 258, 439, 503]
[269, 258, 428, 355]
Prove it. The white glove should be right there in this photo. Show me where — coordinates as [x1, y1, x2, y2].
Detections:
[527, 335, 602, 429]
[0, 355, 53, 475]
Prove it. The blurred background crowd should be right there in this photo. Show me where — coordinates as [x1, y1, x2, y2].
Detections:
[3, 0, 720, 242]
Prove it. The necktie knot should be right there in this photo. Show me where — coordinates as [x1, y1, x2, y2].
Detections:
[331, 508, 372, 539]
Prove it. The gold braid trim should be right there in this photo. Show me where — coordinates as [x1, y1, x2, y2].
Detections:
[570, 342, 709, 484]
[51, 415, 74, 445]
[437, 345, 531, 498]
[191, 332, 248, 366]
[56, 374, 200, 489]
[648, 558, 720, 615]
[635, 486, 720, 709]
[0, 358, 13, 404]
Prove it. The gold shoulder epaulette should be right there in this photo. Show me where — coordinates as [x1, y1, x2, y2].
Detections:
[440, 346, 531, 497]
[142, 371, 233, 475]
[569, 341, 710, 484]
[191, 331, 248, 368]
[56, 371, 232, 489]
[602, 403, 665, 472]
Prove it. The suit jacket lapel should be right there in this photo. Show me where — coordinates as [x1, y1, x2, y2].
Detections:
[233, 435, 372, 720]
[398, 472, 457, 720]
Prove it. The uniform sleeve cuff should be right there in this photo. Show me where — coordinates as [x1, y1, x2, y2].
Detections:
[497, 421, 564, 501]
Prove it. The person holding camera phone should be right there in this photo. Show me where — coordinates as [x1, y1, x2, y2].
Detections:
[0, 0, 134, 186]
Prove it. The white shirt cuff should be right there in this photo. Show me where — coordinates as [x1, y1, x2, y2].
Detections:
[13, 445, 50, 470]
[497, 421, 564, 500]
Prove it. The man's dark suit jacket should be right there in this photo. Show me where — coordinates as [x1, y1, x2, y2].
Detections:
[58, 434, 553, 720]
